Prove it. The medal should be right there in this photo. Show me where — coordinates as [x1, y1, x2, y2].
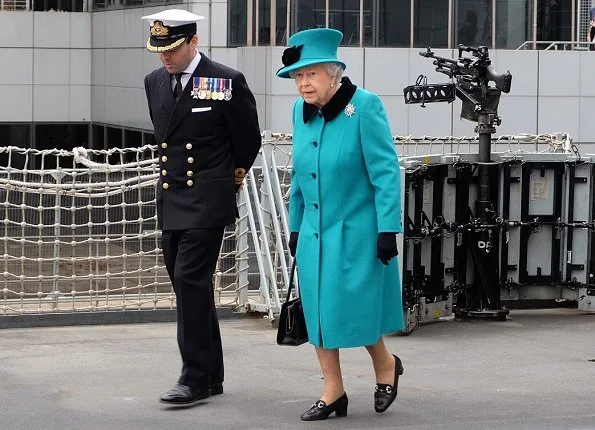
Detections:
[191, 77, 200, 99]
[224, 78, 232, 101]
[212, 78, 219, 100]
[198, 77, 206, 99]
[205, 78, 212, 100]
[217, 78, 225, 100]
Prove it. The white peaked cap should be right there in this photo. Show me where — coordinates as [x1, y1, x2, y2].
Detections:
[141, 9, 206, 26]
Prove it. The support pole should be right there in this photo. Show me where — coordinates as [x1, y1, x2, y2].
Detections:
[455, 112, 509, 321]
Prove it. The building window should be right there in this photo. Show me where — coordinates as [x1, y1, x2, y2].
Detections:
[376, 0, 410, 47]
[106, 126, 123, 149]
[143, 132, 155, 147]
[91, 0, 184, 11]
[276, 1, 289, 45]
[455, 0, 493, 47]
[92, 124, 106, 150]
[33, 0, 85, 12]
[35, 123, 90, 151]
[0, 123, 32, 170]
[290, 0, 326, 34]
[496, 0, 532, 49]
[536, 0, 573, 43]
[229, 0, 248, 47]
[414, 0, 450, 48]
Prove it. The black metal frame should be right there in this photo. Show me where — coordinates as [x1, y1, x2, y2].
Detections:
[518, 163, 564, 285]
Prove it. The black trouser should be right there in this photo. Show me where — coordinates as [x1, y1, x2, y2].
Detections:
[162, 227, 225, 389]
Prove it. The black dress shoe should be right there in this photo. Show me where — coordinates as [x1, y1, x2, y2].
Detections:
[374, 354, 404, 413]
[301, 393, 348, 421]
[160, 383, 210, 406]
[210, 384, 223, 396]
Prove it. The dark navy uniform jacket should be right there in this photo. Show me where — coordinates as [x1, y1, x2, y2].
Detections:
[144, 54, 261, 230]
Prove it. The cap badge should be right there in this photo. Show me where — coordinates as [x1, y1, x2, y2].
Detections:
[151, 21, 169, 37]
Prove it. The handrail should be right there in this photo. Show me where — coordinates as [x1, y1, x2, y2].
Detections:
[0, 0, 89, 11]
[516, 40, 593, 50]
[0, 0, 29, 10]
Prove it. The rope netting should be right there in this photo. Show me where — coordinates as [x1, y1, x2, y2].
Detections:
[0, 132, 575, 316]
[0, 145, 247, 315]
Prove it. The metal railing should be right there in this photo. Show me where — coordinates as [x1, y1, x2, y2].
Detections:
[517, 40, 594, 50]
[0, 0, 89, 11]
[0, 0, 28, 10]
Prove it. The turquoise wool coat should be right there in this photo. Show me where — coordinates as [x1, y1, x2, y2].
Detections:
[290, 79, 404, 349]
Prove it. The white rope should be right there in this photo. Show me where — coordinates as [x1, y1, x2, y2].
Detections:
[72, 146, 158, 172]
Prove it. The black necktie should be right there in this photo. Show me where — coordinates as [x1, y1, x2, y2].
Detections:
[173, 73, 184, 101]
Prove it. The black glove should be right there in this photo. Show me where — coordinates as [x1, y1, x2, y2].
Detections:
[377, 232, 398, 265]
[288, 232, 299, 257]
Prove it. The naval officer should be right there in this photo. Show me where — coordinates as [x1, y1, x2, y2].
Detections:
[142, 8, 261, 406]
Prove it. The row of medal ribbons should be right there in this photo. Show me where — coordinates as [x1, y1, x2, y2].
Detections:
[191, 77, 233, 101]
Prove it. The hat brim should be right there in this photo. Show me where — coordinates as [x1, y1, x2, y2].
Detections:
[146, 36, 187, 53]
[276, 59, 346, 78]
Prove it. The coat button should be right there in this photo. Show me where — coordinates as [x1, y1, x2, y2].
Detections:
[187, 180, 194, 187]
[311, 173, 316, 178]
[162, 182, 169, 189]
[186, 143, 192, 150]
[314, 233, 319, 238]
[161, 169, 167, 176]
[187, 170, 193, 177]
[188, 157, 194, 164]
[314, 203, 318, 209]
[313, 141, 318, 147]
[161, 142, 167, 149]
[161, 156, 167, 162]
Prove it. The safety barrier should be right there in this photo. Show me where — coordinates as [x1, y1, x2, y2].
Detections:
[2, 132, 591, 331]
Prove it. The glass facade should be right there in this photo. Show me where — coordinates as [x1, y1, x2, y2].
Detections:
[91, 0, 182, 11]
[377, 0, 410, 47]
[455, 0, 492, 47]
[228, 0, 582, 49]
[33, 0, 86, 11]
[496, 0, 532, 48]
[414, 0, 449, 48]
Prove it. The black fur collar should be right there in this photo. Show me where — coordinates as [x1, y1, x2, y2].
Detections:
[302, 77, 357, 123]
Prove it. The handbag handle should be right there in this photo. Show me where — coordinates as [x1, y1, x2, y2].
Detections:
[284, 260, 297, 304]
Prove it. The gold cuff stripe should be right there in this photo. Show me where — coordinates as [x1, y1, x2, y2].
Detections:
[146, 37, 186, 53]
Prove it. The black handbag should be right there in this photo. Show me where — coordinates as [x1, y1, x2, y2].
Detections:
[276, 261, 308, 346]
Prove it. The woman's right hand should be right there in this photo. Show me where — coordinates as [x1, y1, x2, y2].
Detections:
[289, 232, 299, 257]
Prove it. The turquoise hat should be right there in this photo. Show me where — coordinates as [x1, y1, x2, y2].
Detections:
[276, 28, 346, 79]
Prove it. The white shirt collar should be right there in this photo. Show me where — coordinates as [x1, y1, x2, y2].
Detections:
[183, 50, 201, 74]
[172, 51, 201, 91]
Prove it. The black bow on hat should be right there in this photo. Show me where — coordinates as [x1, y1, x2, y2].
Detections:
[281, 45, 303, 67]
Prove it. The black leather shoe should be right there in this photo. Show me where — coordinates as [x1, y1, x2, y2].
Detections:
[160, 383, 210, 406]
[210, 384, 223, 396]
[374, 355, 404, 413]
[301, 393, 348, 421]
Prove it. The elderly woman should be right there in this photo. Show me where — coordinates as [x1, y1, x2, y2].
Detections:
[276, 28, 405, 421]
